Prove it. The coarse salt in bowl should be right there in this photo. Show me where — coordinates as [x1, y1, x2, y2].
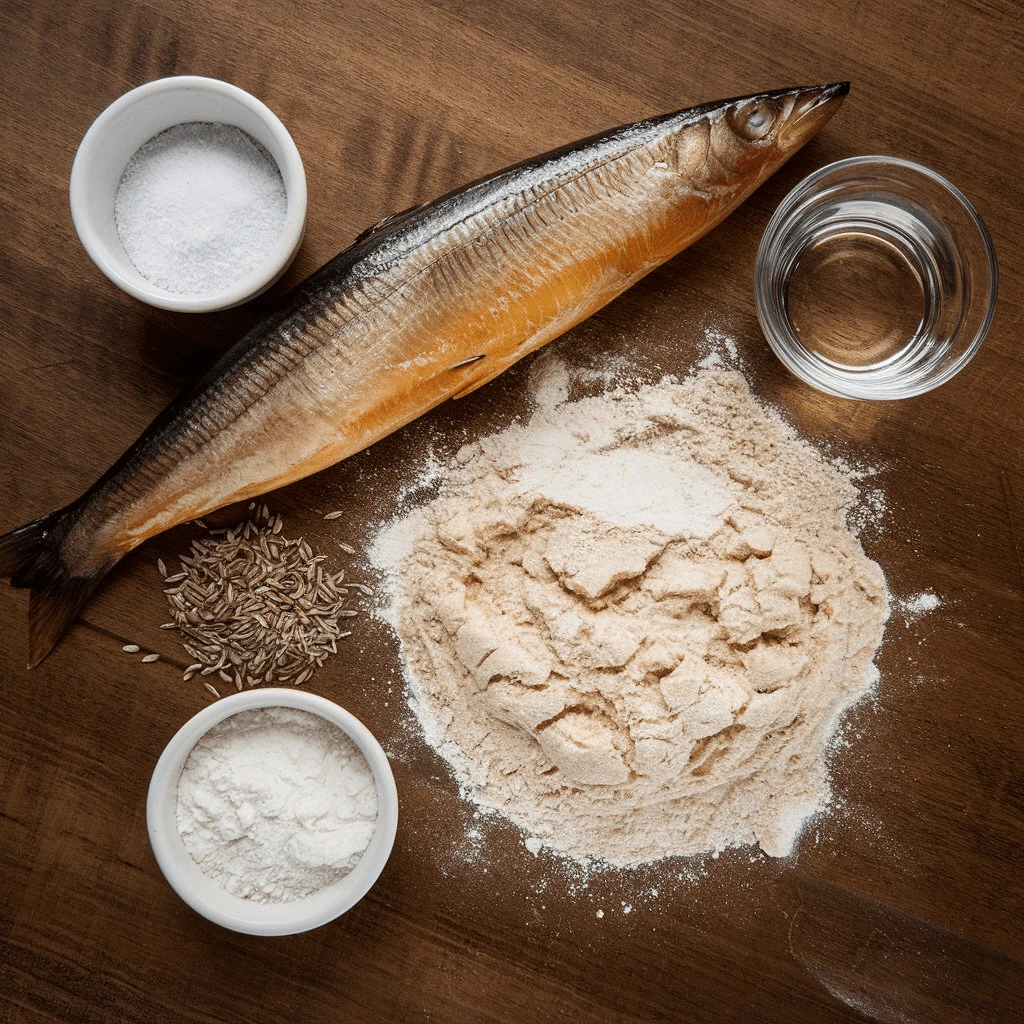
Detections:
[70, 76, 307, 312]
[146, 689, 398, 936]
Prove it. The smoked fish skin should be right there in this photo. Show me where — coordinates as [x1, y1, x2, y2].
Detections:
[0, 83, 848, 666]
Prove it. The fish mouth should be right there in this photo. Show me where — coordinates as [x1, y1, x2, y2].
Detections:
[780, 81, 850, 147]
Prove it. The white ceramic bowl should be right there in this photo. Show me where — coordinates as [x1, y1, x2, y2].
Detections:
[146, 689, 398, 936]
[70, 76, 307, 312]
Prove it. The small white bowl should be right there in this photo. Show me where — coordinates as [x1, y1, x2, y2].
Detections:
[70, 76, 307, 312]
[147, 689, 398, 936]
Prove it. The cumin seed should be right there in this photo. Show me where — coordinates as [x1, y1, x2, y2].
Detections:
[161, 508, 367, 693]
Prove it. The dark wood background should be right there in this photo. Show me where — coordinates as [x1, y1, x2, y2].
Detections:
[2, 1, 1022, 1022]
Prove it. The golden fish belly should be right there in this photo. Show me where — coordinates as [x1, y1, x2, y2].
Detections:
[93, 143, 689, 557]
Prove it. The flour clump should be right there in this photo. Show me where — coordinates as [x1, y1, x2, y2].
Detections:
[372, 357, 889, 864]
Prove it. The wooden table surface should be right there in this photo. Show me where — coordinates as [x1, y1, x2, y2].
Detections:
[2, 1, 1022, 1022]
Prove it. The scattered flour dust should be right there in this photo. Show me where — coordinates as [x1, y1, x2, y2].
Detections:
[370, 351, 890, 867]
[896, 591, 942, 622]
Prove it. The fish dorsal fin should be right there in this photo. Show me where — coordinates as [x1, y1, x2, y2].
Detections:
[353, 203, 426, 245]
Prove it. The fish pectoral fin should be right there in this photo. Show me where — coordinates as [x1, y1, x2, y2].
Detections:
[449, 357, 520, 400]
[450, 354, 486, 370]
[353, 203, 427, 245]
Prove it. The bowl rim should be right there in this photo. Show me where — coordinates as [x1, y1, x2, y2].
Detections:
[754, 154, 999, 400]
[69, 75, 307, 313]
[146, 688, 398, 935]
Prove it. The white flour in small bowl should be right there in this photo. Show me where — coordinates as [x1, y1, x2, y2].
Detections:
[371, 354, 889, 866]
[176, 707, 378, 901]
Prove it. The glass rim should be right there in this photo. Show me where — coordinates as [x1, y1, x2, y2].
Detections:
[754, 155, 999, 400]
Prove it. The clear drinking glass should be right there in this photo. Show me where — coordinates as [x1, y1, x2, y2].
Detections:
[755, 156, 998, 400]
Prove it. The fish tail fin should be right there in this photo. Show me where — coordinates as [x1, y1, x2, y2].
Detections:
[0, 508, 117, 668]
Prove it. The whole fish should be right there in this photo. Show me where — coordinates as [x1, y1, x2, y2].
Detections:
[1, 83, 848, 666]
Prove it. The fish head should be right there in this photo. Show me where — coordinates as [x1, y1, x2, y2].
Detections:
[655, 82, 848, 252]
[672, 82, 849, 192]
[713, 82, 848, 174]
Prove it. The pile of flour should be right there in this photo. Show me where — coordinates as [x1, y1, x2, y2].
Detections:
[371, 356, 889, 864]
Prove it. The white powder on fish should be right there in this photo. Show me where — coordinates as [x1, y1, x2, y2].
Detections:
[371, 354, 889, 865]
[176, 707, 378, 902]
[115, 122, 287, 296]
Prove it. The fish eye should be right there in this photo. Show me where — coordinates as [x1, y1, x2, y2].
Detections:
[728, 100, 780, 141]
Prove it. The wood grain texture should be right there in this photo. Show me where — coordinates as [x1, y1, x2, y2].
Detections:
[1, 1, 1022, 1022]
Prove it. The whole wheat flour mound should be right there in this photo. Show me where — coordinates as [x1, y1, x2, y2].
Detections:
[372, 358, 889, 864]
